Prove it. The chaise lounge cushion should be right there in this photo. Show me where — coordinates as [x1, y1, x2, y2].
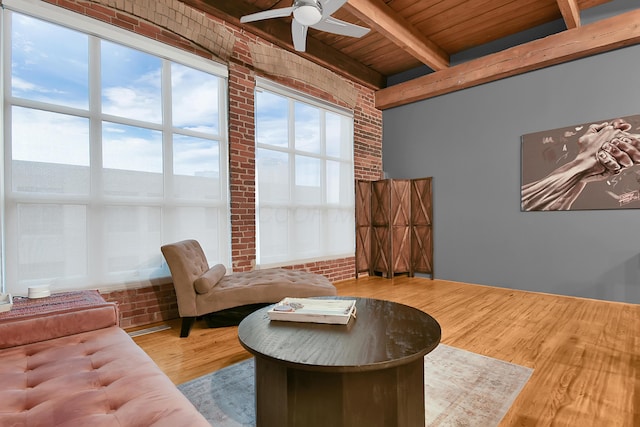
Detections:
[195, 268, 337, 314]
[194, 263, 226, 294]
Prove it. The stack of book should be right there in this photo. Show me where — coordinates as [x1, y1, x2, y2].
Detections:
[267, 298, 357, 324]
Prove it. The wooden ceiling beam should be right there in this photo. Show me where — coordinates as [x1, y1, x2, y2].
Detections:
[556, 0, 581, 29]
[345, 0, 449, 71]
[375, 8, 640, 110]
[179, 0, 386, 89]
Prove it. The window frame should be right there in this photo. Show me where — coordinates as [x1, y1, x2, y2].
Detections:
[1, 0, 231, 294]
[254, 77, 355, 267]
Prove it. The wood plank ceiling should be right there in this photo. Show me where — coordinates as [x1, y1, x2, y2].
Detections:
[180, 0, 640, 109]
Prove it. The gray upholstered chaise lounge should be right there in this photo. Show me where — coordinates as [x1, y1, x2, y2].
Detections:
[161, 239, 337, 337]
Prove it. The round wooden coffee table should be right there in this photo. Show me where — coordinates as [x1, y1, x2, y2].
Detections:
[238, 297, 441, 427]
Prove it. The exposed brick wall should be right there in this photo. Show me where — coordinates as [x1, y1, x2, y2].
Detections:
[101, 282, 178, 329]
[354, 90, 384, 181]
[284, 257, 357, 283]
[41, 0, 383, 327]
[228, 60, 258, 272]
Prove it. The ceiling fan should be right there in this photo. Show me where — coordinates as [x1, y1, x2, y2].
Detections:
[240, 0, 370, 52]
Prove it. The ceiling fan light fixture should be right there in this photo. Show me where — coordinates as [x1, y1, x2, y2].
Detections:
[293, 0, 323, 26]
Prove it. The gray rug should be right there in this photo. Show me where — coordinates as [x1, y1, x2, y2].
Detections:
[178, 344, 533, 427]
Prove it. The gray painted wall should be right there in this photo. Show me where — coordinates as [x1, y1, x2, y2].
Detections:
[382, 17, 640, 303]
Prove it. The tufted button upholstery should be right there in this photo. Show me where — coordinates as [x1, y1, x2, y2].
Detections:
[0, 326, 210, 426]
[195, 267, 338, 313]
[0, 296, 209, 426]
[161, 240, 210, 317]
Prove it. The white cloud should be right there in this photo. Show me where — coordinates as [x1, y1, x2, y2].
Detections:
[12, 108, 89, 166]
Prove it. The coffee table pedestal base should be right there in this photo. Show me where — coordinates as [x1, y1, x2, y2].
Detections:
[254, 357, 426, 427]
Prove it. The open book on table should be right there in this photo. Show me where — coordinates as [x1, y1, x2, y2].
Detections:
[267, 297, 357, 325]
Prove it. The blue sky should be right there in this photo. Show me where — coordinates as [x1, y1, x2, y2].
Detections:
[11, 12, 221, 177]
[10, 10, 351, 192]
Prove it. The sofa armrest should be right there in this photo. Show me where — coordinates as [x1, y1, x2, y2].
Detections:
[0, 291, 119, 349]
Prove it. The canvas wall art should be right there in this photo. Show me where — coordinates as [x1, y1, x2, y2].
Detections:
[521, 115, 640, 211]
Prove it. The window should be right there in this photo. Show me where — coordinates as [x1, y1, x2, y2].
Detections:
[1, 1, 230, 294]
[255, 78, 354, 266]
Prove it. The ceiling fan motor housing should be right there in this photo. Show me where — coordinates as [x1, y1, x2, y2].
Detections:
[293, 0, 323, 26]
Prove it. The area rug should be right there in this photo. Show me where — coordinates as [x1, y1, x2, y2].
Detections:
[178, 344, 533, 427]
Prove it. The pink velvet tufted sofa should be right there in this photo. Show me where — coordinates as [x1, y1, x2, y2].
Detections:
[0, 291, 209, 427]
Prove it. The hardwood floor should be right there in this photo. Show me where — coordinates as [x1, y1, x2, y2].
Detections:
[131, 276, 640, 426]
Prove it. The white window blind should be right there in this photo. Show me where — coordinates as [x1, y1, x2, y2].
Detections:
[255, 78, 355, 267]
[1, 0, 230, 294]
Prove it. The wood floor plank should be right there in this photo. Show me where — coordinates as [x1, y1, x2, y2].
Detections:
[131, 276, 640, 426]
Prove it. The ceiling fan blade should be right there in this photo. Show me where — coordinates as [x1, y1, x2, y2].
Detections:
[321, 0, 348, 18]
[311, 17, 370, 38]
[240, 7, 295, 23]
[292, 20, 309, 52]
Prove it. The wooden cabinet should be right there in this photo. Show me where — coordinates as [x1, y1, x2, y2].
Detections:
[355, 178, 433, 279]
